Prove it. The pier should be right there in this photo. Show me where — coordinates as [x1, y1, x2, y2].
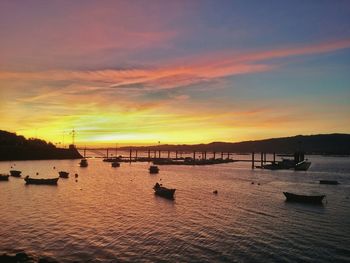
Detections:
[77, 148, 280, 167]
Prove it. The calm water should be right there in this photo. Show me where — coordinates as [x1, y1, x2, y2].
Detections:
[0, 156, 349, 262]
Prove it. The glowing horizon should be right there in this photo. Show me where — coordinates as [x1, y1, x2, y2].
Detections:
[1, 1, 349, 146]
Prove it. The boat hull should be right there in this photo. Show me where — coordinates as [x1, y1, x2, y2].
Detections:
[149, 166, 159, 174]
[111, 162, 120, 167]
[79, 159, 88, 167]
[295, 161, 311, 171]
[24, 177, 59, 185]
[59, 171, 69, 178]
[0, 175, 9, 181]
[154, 188, 176, 199]
[283, 192, 325, 204]
[320, 180, 339, 185]
[10, 170, 21, 177]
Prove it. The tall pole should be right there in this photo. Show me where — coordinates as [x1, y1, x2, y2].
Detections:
[71, 129, 76, 146]
[252, 152, 255, 169]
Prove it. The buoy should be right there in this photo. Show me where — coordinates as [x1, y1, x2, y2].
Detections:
[36, 172, 39, 175]
[75, 179, 78, 182]
[53, 166, 56, 169]
[213, 190, 218, 194]
[75, 173, 78, 178]
[258, 183, 260, 185]
[251, 182, 254, 184]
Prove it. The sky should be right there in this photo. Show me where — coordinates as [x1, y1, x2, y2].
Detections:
[0, 0, 349, 146]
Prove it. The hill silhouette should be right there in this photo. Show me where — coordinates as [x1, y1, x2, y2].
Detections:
[0, 130, 82, 161]
[120, 134, 350, 155]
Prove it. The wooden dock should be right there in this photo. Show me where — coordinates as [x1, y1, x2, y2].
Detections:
[78, 148, 279, 168]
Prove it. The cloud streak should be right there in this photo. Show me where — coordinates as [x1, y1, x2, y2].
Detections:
[1, 38, 350, 93]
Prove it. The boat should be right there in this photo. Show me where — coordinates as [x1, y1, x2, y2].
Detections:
[153, 183, 176, 199]
[283, 192, 325, 204]
[0, 174, 9, 181]
[294, 160, 311, 171]
[58, 171, 69, 178]
[79, 159, 88, 167]
[9, 170, 22, 177]
[24, 176, 59, 185]
[149, 165, 159, 174]
[262, 153, 311, 171]
[320, 180, 339, 185]
[111, 161, 120, 167]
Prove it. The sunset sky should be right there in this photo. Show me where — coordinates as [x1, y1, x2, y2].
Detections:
[0, 0, 349, 146]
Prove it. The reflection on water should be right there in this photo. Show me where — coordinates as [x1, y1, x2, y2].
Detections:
[0, 156, 349, 262]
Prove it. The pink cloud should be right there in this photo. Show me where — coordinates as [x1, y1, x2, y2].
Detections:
[1, 38, 349, 92]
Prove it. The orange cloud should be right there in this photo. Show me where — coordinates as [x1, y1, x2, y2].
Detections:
[1, 38, 349, 93]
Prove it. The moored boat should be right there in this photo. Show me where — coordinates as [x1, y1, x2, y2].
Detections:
[0, 174, 9, 181]
[153, 183, 175, 199]
[283, 192, 325, 204]
[24, 176, 59, 185]
[149, 165, 159, 174]
[294, 160, 311, 171]
[111, 161, 120, 167]
[79, 159, 88, 167]
[320, 180, 339, 185]
[10, 170, 22, 177]
[58, 171, 69, 178]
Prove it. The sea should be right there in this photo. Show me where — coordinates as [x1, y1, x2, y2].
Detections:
[0, 154, 349, 262]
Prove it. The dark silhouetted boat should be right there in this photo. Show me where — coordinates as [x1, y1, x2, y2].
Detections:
[9, 170, 21, 177]
[79, 159, 88, 167]
[283, 192, 325, 204]
[0, 174, 9, 181]
[58, 171, 69, 178]
[294, 160, 312, 171]
[149, 165, 159, 174]
[320, 180, 339, 185]
[111, 161, 120, 167]
[262, 152, 311, 171]
[153, 183, 175, 199]
[24, 176, 59, 185]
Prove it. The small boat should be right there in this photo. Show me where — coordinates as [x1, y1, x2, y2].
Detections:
[283, 192, 325, 204]
[153, 183, 175, 199]
[58, 171, 69, 178]
[294, 160, 311, 171]
[320, 180, 339, 185]
[9, 170, 22, 177]
[149, 165, 159, 174]
[111, 161, 120, 167]
[79, 159, 88, 167]
[24, 176, 59, 185]
[0, 174, 9, 181]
